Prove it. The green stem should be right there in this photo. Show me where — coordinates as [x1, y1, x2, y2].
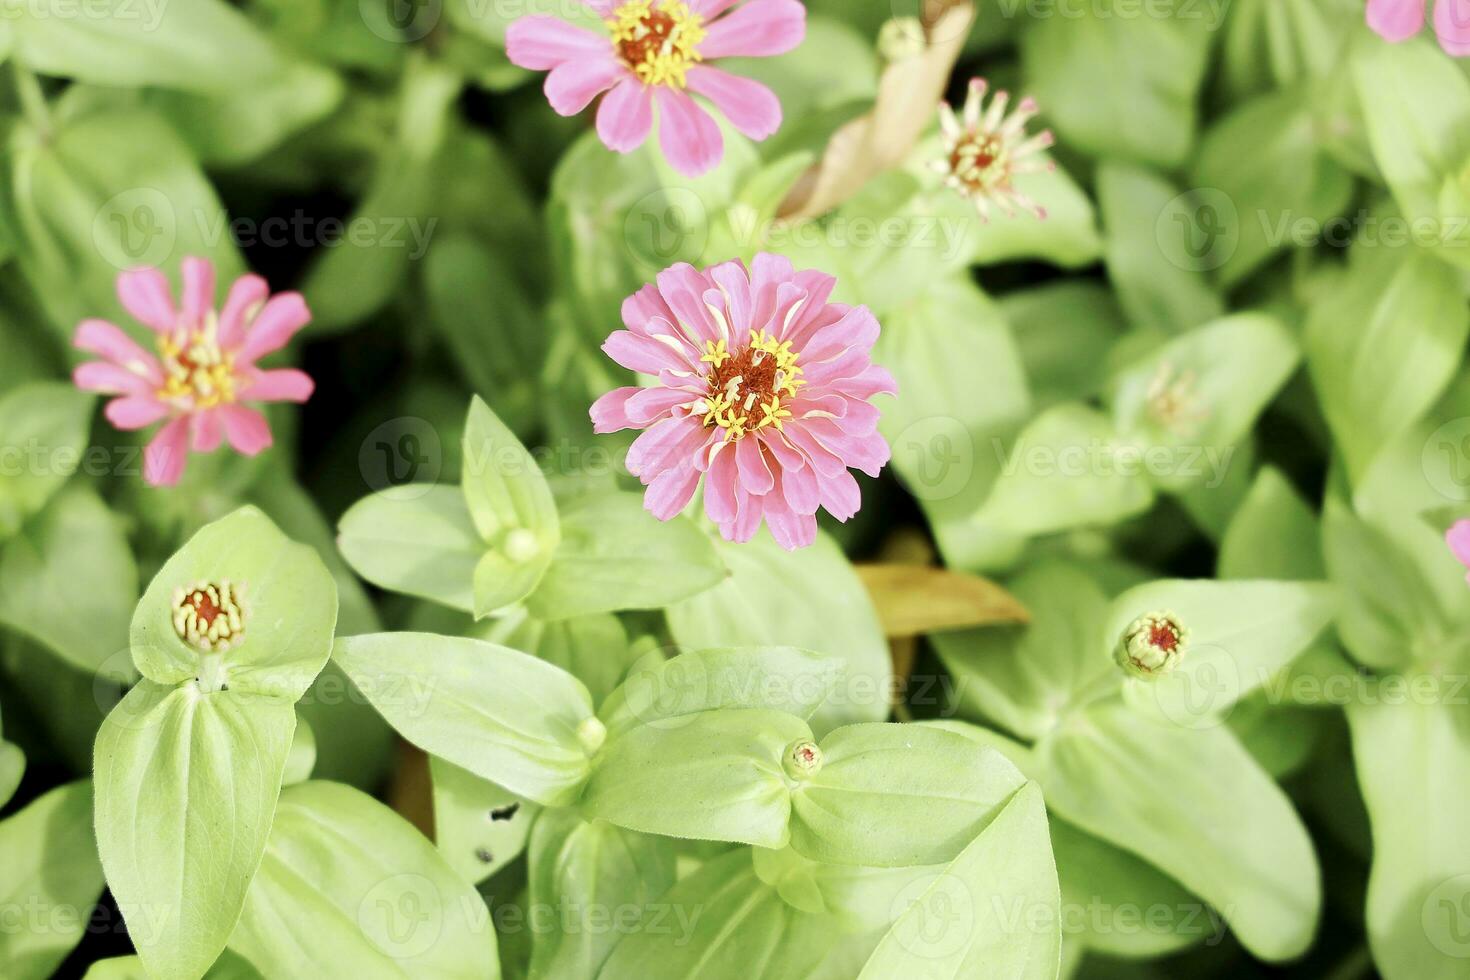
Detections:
[10, 60, 51, 139]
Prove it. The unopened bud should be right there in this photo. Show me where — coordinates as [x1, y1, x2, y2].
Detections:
[577, 717, 607, 755]
[1115, 612, 1188, 679]
[504, 528, 540, 563]
[783, 739, 822, 780]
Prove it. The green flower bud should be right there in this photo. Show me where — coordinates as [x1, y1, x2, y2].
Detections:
[577, 717, 607, 755]
[783, 739, 822, 780]
[503, 528, 540, 563]
[878, 17, 925, 61]
[1115, 611, 1188, 679]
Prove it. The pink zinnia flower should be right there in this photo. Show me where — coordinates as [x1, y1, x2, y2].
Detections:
[72, 257, 314, 487]
[1367, 0, 1470, 55]
[589, 253, 895, 551]
[933, 78, 1055, 221]
[506, 0, 806, 177]
[1447, 519, 1470, 584]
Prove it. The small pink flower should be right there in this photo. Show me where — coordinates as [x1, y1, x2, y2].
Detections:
[72, 257, 314, 487]
[590, 253, 895, 550]
[1447, 519, 1470, 584]
[1367, 0, 1470, 56]
[506, 0, 806, 177]
[933, 78, 1056, 221]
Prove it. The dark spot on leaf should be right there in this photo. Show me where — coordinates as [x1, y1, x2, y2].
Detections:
[476, 847, 494, 863]
[489, 803, 520, 822]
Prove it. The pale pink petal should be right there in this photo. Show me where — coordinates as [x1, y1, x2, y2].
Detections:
[780, 272, 841, 346]
[74, 319, 162, 381]
[654, 87, 724, 178]
[690, 0, 743, 16]
[597, 78, 656, 153]
[179, 257, 216, 328]
[749, 252, 795, 330]
[817, 467, 861, 521]
[776, 453, 820, 515]
[627, 416, 704, 478]
[735, 436, 774, 494]
[116, 267, 176, 333]
[74, 361, 152, 396]
[545, 58, 624, 116]
[627, 386, 696, 424]
[704, 444, 740, 523]
[217, 274, 269, 350]
[144, 417, 190, 487]
[831, 363, 899, 400]
[604, 329, 696, 375]
[802, 347, 872, 387]
[700, 0, 806, 59]
[707, 260, 753, 335]
[238, 293, 310, 364]
[686, 66, 782, 141]
[798, 306, 880, 363]
[622, 284, 680, 335]
[1435, 0, 1470, 52]
[1446, 519, 1470, 568]
[582, 0, 616, 12]
[191, 409, 223, 453]
[782, 424, 846, 478]
[721, 487, 762, 542]
[239, 368, 314, 403]
[219, 404, 273, 456]
[832, 398, 881, 437]
[764, 478, 817, 550]
[655, 264, 722, 345]
[507, 14, 611, 70]
[1367, 0, 1426, 39]
[646, 464, 702, 520]
[591, 387, 641, 433]
[104, 397, 169, 431]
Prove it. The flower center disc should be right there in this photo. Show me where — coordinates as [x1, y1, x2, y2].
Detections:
[699, 332, 801, 441]
[172, 581, 246, 653]
[1148, 622, 1179, 652]
[951, 134, 1007, 192]
[157, 327, 236, 409]
[609, 0, 705, 86]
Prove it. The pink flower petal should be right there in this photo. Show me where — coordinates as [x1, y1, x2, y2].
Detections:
[507, 14, 611, 70]
[1435, 0, 1470, 53]
[749, 252, 794, 330]
[763, 479, 817, 550]
[239, 368, 314, 403]
[592, 387, 641, 433]
[545, 58, 624, 117]
[654, 87, 724, 178]
[781, 272, 841, 346]
[707, 260, 753, 335]
[1446, 519, 1470, 568]
[74, 319, 162, 381]
[655, 264, 722, 346]
[219, 404, 273, 456]
[1367, 0, 1426, 39]
[627, 416, 705, 478]
[627, 386, 695, 424]
[116, 267, 176, 333]
[622, 284, 680, 335]
[721, 486, 762, 542]
[700, 0, 806, 59]
[831, 363, 899, 400]
[144, 417, 190, 487]
[180, 257, 216, 328]
[646, 464, 702, 520]
[776, 454, 821, 515]
[686, 66, 782, 141]
[597, 78, 656, 153]
[816, 466, 861, 521]
[690, 0, 743, 17]
[604, 328, 696, 375]
[797, 306, 880, 363]
[191, 409, 223, 453]
[217, 274, 269, 350]
[104, 397, 170, 431]
[238, 293, 310, 364]
[74, 361, 153, 396]
[704, 443, 739, 524]
[735, 436, 774, 494]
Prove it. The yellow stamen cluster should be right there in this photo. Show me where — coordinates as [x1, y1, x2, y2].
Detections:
[698, 331, 802, 442]
[172, 581, 246, 653]
[608, 0, 706, 88]
[156, 319, 236, 409]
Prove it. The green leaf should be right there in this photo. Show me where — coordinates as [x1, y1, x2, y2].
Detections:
[1219, 467, 1324, 580]
[666, 531, 890, 736]
[0, 739, 22, 809]
[1020, 0, 1212, 168]
[9, 0, 286, 92]
[83, 950, 261, 979]
[1108, 578, 1336, 725]
[1347, 695, 1470, 980]
[857, 783, 1060, 979]
[1192, 86, 1354, 286]
[332, 633, 597, 806]
[229, 781, 498, 978]
[932, 561, 1115, 741]
[599, 646, 845, 740]
[0, 781, 104, 980]
[789, 724, 1028, 868]
[283, 712, 316, 786]
[0, 382, 91, 540]
[1097, 162, 1224, 334]
[1038, 700, 1320, 961]
[0, 486, 136, 675]
[597, 850, 851, 980]
[131, 506, 338, 700]
[94, 681, 295, 980]
[429, 756, 540, 885]
[1003, 281, 1126, 411]
[977, 403, 1155, 536]
[1353, 35, 1470, 223]
[1220, 0, 1358, 99]
[582, 708, 810, 847]
[526, 809, 676, 980]
[338, 485, 482, 615]
[525, 491, 724, 620]
[1306, 245, 1470, 486]
[483, 609, 639, 708]
[461, 396, 559, 616]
